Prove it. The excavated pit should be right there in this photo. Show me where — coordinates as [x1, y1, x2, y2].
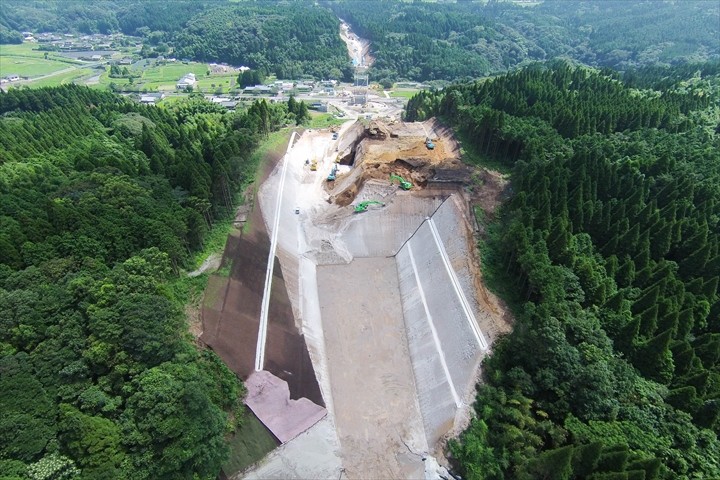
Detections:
[326, 119, 466, 207]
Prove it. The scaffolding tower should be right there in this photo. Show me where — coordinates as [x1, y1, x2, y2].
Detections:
[352, 72, 369, 105]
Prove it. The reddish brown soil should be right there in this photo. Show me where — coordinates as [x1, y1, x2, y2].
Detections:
[200, 130, 324, 407]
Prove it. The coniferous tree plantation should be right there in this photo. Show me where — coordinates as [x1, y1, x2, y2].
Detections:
[327, 0, 719, 83]
[0, 85, 303, 478]
[407, 61, 720, 478]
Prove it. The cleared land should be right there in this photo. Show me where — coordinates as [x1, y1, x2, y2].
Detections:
[235, 120, 511, 478]
[318, 257, 427, 478]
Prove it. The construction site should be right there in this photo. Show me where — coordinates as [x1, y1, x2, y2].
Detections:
[201, 118, 512, 479]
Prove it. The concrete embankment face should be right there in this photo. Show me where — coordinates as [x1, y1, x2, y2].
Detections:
[340, 193, 444, 258]
[308, 191, 490, 469]
[395, 196, 485, 446]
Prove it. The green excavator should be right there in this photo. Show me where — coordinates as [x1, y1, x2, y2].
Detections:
[389, 174, 413, 190]
[354, 201, 385, 213]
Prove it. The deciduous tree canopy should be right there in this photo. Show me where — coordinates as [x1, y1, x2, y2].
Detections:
[0, 85, 302, 478]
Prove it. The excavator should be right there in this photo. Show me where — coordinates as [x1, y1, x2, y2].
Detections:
[310, 159, 317, 171]
[389, 173, 413, 190]
[327, 164, 338, 181]
[425, 137, 435, 150]
[354, 201, 385, 213]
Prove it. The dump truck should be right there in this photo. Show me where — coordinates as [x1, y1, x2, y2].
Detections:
[354, 201, 385, 213]
[389, 174, 413, 190]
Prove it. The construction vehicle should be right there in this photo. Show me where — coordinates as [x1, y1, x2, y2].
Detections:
[390, 174, 413, 190]
[354, 201, 385, 213]
[310, 159, 317, 171]
[327, 164, 338, 181]
[425, 137, 435, 150]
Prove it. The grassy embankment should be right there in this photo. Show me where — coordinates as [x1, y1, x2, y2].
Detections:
[308, 111, 346, 129]
[168, 127, 292, 308]
[389, 88, 420, 99]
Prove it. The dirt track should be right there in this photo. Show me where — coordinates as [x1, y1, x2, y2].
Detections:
[318, 257, 427, 478]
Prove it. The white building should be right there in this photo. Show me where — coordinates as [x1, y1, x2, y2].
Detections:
[176, 73, 197, 90]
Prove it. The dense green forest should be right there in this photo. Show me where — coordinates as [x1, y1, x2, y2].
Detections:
[0, 0, 352, 81]
[0, 86, 303, 479]
[0, 0, 123, 37]
[407, 61, 720, 478]
[172, 4, 353, 80]
[327, 0, 719, 83]
[3, 1, 717, 83]
[0, 0, 214, 38]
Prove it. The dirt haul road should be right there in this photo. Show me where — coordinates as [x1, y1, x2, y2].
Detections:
[241, 120, 511, 479]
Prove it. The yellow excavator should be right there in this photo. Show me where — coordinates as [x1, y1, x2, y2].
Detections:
[310, 159, 317, 171]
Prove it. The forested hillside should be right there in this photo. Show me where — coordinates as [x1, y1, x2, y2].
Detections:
[0, 86, 300, 478]
[172, 4, 352, 80]
[407, 61, 720, 478]
[0, 0, 219, 38]
[0, 0, 352, 80]
[327, 0, 719, 83]
[4, 1, 716, 83]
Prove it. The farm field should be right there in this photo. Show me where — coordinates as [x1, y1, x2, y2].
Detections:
[389, 88, 420, 99]
[0, 42, 82, 79]
[97, 61, 238, 93]
[31, 67, 96, 87]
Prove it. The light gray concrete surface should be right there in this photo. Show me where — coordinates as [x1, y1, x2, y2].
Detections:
[395, 196, 486, 447]
[239, 416, 343, 480]
[249, 124, 503, 478]
[396, 242, 461, 444]
[340, 194, 443, 258]
[432, 196, 488, 338]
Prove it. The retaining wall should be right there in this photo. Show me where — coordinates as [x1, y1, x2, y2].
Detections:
[395, 195, 485, 446]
